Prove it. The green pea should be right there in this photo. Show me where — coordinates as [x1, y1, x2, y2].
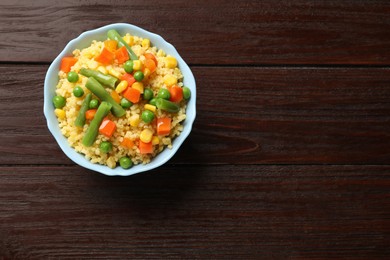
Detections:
[89, 99, 99, 109]
[143, 88, 153, 100]
[134, 71, 144, 82]
[52, 95, 66, 108]
[141, 110, 155, 123]
[119, 156, 133, 169]
[120, 98, 133, 109]
[73, 86, 84, 97]
[67, 71, 79, 83]
[100, 141, 112, 153]
[157, 88, 170, 100]
[149, 98, 157, 106]
[123, 60, 134, 73]
[183, 87, 191, 100]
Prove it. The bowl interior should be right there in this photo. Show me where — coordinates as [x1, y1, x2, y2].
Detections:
[44, 23, 196, 176]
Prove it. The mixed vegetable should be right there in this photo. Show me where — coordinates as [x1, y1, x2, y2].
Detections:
[53, 29, 191, 169]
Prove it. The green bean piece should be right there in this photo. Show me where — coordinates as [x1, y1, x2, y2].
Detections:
[156, 98, 180, 113]
[85, 77, 126, 118]
[74, 93, 92, 127]
[107, 29, 138, 60]
[82, 101, 112, 147]
[80, 68, 118, 89]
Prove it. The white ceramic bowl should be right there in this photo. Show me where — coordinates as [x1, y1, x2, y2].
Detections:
[44, 23, 196, 176]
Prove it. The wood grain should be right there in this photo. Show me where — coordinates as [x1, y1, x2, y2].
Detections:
[1, 1, 390, 258]
[1, 65, 389, 165]
[0, 165, 389, 258]
[0, 0, 389, 65]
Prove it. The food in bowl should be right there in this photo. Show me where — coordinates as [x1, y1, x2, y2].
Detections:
[52, 29, 191, 169]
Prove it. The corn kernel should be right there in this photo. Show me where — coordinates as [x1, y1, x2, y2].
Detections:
[87, 60, 99, 69]
[140, 129, 153, 143]
[165, 56, 177, 69]
[108, 68, 122, 79]
[152, 136, 160, 145]
[143, 68, 151, 78]
[133, 60, 142, 71]
[97, 66, 107, 74]
[144, 104, 156, 112]
[107, 156, 116, 169]
[142, 38, 150, 49]
[115, 80, 128, 93]
[123, 35, 134, 46]
[130, 116, 140, 127]
[164, 74, 177, 87]
[54, 109, 66, 120]
[132, 82, 144, 93]
[110, 90, 121, 104]
[104, 39, 118, 52]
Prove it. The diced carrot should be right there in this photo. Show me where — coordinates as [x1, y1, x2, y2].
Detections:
[168, 85, 183, 103]
[121, 73, 136, 87]
[144, 58, 157, 73]
[157, 117, 171, 136]
[121, 137, 134, 148]
[110, 90, 121, 104]
[139, 140, 153, 154]
[104, 40, 118, 52]
[95, 47, 115, 65]
[60, 57, 78, 73]
[144, 53, 158, 66]
[114, 46, 129, 64]
[123, 87, 141, 103]
[85, 109, 97, 120]
[99, 118, 116, 138]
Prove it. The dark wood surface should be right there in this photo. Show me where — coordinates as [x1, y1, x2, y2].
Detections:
[1, 0, 389, 259]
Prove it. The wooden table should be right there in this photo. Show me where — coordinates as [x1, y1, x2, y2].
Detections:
[1, 1, 389, 258]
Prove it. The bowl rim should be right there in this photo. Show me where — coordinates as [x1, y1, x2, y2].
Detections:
[43, 23, 196, 176]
